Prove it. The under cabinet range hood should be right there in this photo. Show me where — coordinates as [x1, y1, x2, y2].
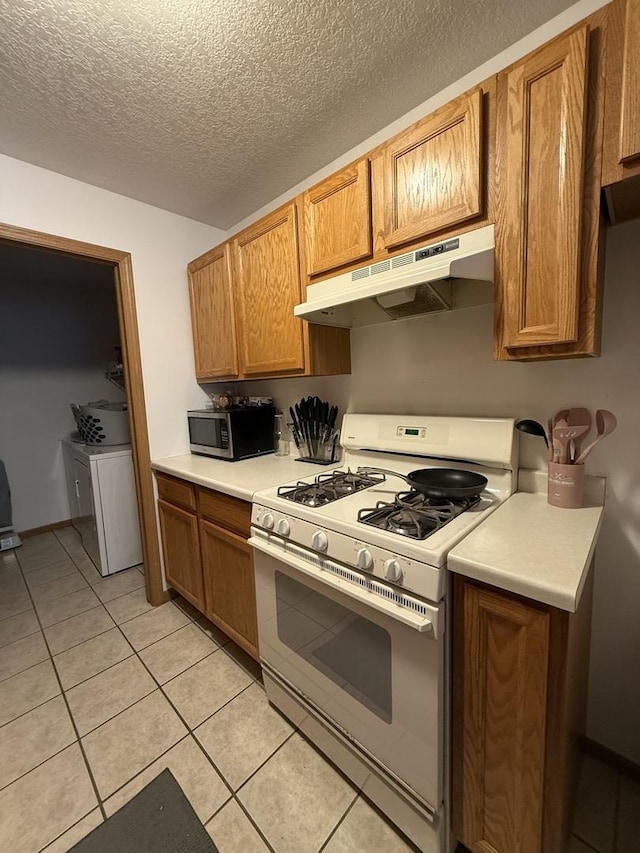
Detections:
[295, 224, 495, 328]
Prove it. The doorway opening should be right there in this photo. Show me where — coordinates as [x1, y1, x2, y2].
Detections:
[0, 222, 166, 605]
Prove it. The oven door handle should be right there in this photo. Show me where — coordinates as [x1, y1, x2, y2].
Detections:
[250, 533, 439, 635]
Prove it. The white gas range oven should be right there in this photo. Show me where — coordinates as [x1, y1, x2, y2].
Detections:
[250, 414, 517, 852]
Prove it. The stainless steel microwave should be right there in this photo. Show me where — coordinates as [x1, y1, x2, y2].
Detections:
[187, 407, 275, 461]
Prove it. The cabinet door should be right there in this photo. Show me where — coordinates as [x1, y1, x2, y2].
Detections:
[233, 203, 305, 376]
[158, 499, 204, 610]
[303, 159, 372, 276]
[499, 27, 588, 349]
[601, 0, 640, 221]
[200, 518, 258, 659]
[381, 89, 482, 249]
[188, 244, 238, 381]
[454, 580, 550, 853]
[618, 0, 640, 165]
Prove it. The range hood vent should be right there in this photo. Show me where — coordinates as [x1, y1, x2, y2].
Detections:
[295, 224, 494, 328]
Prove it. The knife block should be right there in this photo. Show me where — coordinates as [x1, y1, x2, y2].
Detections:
[295, 441, 341, 465]
[290, 423, 340, 465]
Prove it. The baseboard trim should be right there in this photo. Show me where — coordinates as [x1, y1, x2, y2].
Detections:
[581, 736, 640, 783]
[19, 519, 73, 539]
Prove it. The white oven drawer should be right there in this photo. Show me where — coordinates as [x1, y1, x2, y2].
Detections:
[251, 532, 444, 810]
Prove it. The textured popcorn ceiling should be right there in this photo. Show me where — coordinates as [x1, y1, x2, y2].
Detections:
[0, 0, 576, 229]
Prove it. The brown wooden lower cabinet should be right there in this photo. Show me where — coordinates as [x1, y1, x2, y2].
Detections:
[157, 498, 204, 611]
[200, 518, 258, 658]
[155, 472, 259, 660]
[452, 574, 593, 853]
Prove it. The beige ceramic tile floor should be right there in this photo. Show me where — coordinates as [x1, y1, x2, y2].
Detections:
[0, 529, 415, 853]
[1, 529, 638, 853]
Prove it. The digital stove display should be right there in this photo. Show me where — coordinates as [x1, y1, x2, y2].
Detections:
[358, 490, 480, 540]
[277, 469, 385, 507]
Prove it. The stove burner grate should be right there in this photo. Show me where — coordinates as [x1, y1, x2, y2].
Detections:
[277, 468, 385, 506]
[387, 508, 441, 538]
[358, 490, 480, 540]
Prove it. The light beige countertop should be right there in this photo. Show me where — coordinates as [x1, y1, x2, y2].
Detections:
[151, 453, 340, 502]
[154, 456, 605, 612]
[448, 472, 606, 612]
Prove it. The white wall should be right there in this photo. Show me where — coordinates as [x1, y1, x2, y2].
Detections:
[0, 262, 122, 530]
[0, 153, 224, 461]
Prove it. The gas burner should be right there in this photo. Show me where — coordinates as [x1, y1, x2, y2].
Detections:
[317, 468, 386, 494]
[299, 485, 338, 507]
[358, 490, 480, 540]
[277, 480, 333, 506]
[333, 475, 362, 494]
[278, 469, 385, 506]
[386, 509, 440, 539]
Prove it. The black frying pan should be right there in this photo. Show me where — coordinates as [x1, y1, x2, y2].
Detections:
[358, 467, 488, 500]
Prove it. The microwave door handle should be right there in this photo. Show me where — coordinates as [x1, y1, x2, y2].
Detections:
[249, 531, 437, 635]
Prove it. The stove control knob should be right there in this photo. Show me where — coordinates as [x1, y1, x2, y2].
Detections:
[384, 559, 403, 582]
[262, 513, 274, 530]
[356, 548, 373, 570]
[312, 531, 328, 552]
[277, 518, 291, 537]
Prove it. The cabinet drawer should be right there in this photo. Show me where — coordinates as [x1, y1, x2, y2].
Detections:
[156, 473, 196, 511]
[197, 487, 251, 537]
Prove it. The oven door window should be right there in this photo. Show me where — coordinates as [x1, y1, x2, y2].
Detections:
[275, 571, 392, 723]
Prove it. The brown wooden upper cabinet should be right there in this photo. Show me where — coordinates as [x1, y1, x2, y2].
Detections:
[380, 89, 483, 250]
[187, 244, 238, 382]
[188, 202, 351, 382]
[494, 16, 606, 361]
[232, 203, 306, 376]
[187, 202, 351, 381]
[188, 203, 351, 382]
[302, 159, 372, 277]
[602, 0, 640, 222]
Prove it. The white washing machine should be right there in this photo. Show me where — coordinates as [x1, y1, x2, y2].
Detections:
[62, 439, 142, 576]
